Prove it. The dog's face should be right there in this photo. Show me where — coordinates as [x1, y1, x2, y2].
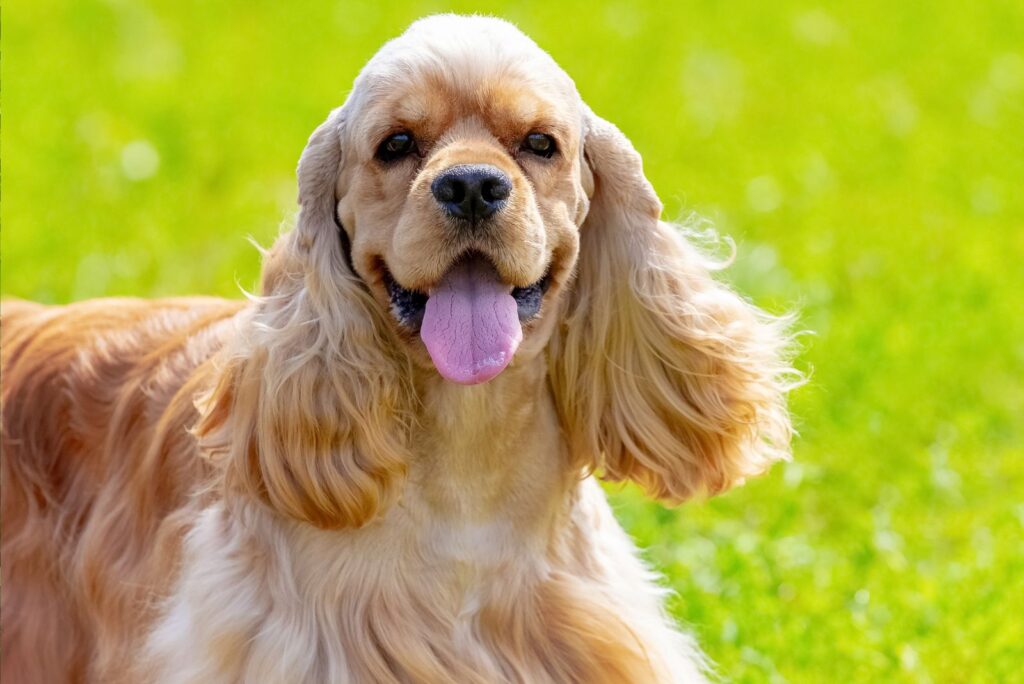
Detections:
[332, 17, 589, 384]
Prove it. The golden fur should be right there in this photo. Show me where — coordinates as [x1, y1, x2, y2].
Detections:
[1, 15, 797, 683]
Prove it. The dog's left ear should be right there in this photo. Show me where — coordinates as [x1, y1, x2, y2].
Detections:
[548, 107, 798, 502]
[195, 107, 413, 529]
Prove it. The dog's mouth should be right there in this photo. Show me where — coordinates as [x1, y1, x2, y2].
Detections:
[383, 253, 551, 385]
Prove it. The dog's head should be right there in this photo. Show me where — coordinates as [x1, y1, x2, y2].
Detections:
[199, 15, 797, 528]
[302, 16, 588, 384]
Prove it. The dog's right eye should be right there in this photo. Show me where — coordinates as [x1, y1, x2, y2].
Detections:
[376, 132, 417, 162]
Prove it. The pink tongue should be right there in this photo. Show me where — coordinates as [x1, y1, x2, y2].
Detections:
[420, 259, 522, 385]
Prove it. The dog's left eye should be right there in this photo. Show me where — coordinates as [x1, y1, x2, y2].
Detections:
[376, 132, 417, 162]
[522, 133, 556, 158]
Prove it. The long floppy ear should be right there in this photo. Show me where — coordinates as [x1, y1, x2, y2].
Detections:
[548, 108, 798, 502]
[194, 107, 413, 529]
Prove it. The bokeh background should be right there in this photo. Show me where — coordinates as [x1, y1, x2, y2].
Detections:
[3, 1, 1022, 681]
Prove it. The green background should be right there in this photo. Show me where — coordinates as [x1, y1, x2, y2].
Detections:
[3, 1, 1022, 681]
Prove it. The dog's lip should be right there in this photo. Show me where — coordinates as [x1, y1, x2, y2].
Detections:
[383, 270, 429, 330]
[382, 253, 551, 331]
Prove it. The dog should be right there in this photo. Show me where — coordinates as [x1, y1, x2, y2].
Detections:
[1, 14, 796, 683]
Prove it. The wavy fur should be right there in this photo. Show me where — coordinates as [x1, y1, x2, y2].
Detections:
[194, 109, 415, 529]
[550, 110, 797, 501]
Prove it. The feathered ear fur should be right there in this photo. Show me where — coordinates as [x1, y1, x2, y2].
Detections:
[195, 108, 413, 529]
[549, 108, 798, 502]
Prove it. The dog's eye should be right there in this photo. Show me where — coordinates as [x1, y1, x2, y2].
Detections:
[376, 132, 417, 162]
[522, 133, 556, 159]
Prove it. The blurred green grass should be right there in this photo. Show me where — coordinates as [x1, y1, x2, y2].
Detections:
[3, 1, 1023, 681]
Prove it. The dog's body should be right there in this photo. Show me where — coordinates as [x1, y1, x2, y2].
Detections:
[1, 298, 701, 682]
[2, 16, 795, 683]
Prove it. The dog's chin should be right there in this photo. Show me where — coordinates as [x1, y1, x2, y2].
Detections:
[382, 252, 551, 386]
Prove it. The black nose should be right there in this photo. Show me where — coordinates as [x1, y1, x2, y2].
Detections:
[430, 164, 511, 223]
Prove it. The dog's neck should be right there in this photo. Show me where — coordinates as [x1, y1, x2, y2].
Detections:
[405, 353, 573, 553]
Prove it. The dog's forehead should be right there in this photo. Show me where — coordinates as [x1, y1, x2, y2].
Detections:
[351, 15, 578, 117]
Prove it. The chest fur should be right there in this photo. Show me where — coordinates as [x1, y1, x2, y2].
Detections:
[144, 502, 667, 684]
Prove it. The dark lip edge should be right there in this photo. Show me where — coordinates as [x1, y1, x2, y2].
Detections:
[383, 250, 550, 297]
[381, 253, 552, 331]
[512, 272, 552, 298]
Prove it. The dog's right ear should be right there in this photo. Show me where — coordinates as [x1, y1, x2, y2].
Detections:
[194, 107, 414, 530]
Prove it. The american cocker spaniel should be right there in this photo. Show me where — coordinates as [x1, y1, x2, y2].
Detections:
[1, 15, 796, 684]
